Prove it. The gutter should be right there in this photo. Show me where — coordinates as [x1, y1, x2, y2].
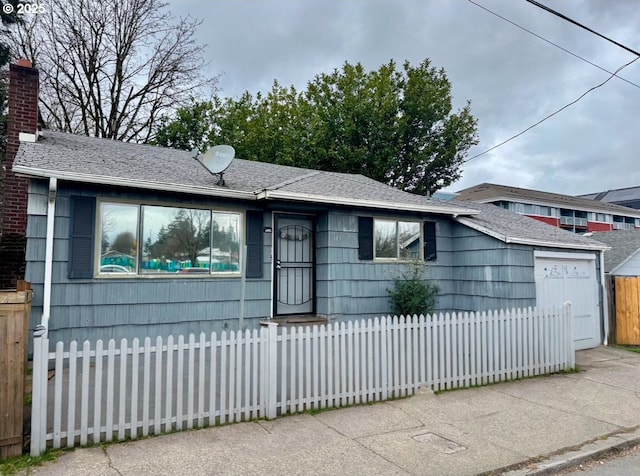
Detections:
[256, 189, 480, 217]
[600, 251, 609, 345]
[13, 165, 257, 201]
[41, 177, 57, 336]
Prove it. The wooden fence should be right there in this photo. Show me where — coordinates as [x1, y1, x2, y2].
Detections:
[0, 282, 32, 459]
[614, 276, 640, 345]
[30, 306, 574, 456]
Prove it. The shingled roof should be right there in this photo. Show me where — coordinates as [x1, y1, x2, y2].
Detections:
[13, 130, 478, 216]
[456, 183, 640, 217]
[589, 230, 640, 272]
[12, 130, 610, 252]
[454, 201, 609, 251]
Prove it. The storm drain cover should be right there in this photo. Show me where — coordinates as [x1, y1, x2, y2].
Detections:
[412, 432, 466, 454]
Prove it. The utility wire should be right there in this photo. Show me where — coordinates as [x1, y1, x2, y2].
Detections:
[467, 0, 640, 90]
[463, 56, 639, 163]
[524, 0, 640, 57]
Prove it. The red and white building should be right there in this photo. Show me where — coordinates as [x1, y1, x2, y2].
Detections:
[455, 183, 640, 233]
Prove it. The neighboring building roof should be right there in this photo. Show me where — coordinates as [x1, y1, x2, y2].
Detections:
[456, 182, 640, 217]
[13, 130, 478, 217]
[579, 185, 640, 210]
[455, 201, 609, 251]
[589, 230, 640, 273]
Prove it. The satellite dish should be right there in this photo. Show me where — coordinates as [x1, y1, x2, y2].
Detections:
[197, 145, 235, 185]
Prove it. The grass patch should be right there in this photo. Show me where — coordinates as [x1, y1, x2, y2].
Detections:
[614, 345, 640, 354]
[0, 450, 62, 475]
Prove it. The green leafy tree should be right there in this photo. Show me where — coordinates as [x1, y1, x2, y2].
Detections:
[155, 59, 478, 195]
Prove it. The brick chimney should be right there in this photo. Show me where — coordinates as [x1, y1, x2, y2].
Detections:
[0, 59, 39, 289]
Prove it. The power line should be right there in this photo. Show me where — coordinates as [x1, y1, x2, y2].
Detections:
[463, 56, 639, 163]
[524, 0, 640, 57]
[467, 0, 640, 90]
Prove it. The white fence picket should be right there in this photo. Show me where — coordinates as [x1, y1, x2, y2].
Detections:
[166, 335, 174, 432]
[117, 339, 127, 441]
[93, 339, 103, 443]
[106, 339, 115, 441]
[187, 333, 195, 429]
[209, 332, 218, 426]
[32, 306, 575, 454]
[53, 341, 63, 448]
[219, 331, 227, 425]
[155, 336, 163, 435]
[67, 341, 78, 448]
[142, 338, 151, 437]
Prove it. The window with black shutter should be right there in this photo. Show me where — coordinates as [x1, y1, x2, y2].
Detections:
[68, 196, 96, 278]
[423, 221, 437, 261]
[245, 211, 263, 278]
[358, 216, 374, 260]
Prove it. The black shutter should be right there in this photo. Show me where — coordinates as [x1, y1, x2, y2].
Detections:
[358, 216, 374, 260]
[68, 196, 96, 279]
[424, 221, 437, 261]
[245, 211, 263, 278]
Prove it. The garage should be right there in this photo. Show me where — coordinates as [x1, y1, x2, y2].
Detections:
[534, 251, 601, 350]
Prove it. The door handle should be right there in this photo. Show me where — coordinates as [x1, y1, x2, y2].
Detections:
[276, 259, 281, 270]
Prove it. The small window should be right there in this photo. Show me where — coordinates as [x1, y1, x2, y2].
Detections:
[374, 219, 421, 260]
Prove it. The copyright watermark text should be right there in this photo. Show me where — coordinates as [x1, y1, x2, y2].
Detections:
[3, 3, 46, 15]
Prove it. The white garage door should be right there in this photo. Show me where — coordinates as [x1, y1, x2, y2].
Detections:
[534, 251, 600, 350]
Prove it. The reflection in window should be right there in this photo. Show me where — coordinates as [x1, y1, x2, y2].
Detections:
[374, 219, 396, 258]
[398, 221, 420, 259]
[374, 219, 421, 260]
[141, 205, 211, 274]
[211, 213, 240, 272]
[99, 203, 138, 273]
[98, 201, 241, 276]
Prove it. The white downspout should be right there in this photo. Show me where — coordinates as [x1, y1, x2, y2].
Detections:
[41, 177, 57, 336]
[599, 250, 609, 346]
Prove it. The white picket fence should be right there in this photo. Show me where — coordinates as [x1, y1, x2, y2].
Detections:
[30, 305, 574, 455]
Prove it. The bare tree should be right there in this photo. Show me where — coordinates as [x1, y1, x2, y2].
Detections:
[11, 0, 216, 142]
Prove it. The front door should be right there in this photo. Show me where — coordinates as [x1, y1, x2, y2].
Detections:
[274, 214, 315, 315]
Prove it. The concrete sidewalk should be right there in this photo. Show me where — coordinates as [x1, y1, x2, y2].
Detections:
[23, 346, 640, 476]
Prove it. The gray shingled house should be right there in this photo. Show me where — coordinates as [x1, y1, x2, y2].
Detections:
[591, 231, 640, 276]
[11, 127, 610, 350]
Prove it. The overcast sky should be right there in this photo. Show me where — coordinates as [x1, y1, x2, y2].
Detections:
[166, 0, 640, 196]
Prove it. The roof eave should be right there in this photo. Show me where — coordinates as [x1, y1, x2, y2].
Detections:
[13, 165, 257, 201]
[257, 189, 480, 216]
[456, 217, 610, 251]
[610, 248, 640, 275]
[467, 195, 640, 218]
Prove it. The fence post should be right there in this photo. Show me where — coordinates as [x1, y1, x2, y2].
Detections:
[564, 302, 575, 369]
[261, 322, 278, 419]
[30, 325, 48, 456]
